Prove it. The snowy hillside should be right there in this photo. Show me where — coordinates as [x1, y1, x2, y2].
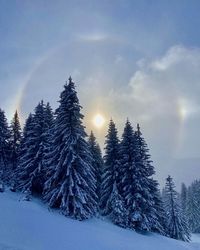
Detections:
[0, 190, 200, 250]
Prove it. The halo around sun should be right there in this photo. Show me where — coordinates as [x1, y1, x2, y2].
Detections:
[93, 114, 105, 128]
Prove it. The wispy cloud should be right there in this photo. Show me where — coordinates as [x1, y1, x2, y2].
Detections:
[76, 32, 108, 42]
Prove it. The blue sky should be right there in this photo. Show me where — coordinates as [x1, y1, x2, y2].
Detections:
[1, 0, 200, 187]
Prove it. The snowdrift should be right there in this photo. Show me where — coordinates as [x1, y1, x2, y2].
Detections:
[0, 190, 199, 250]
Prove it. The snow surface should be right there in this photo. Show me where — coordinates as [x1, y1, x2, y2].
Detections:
[0, 190, 200, 250]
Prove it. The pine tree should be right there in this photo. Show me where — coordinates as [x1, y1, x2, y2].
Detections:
[43, 77, 97, 220]
[180, 183, 187, 213]
[14, 114, 34, 193]
[150, 182, 167, 236]
[41, 102, 54, 182]
[118, 120, 137, 228]
[108, 182, 128, 228]
[18, 113, 34, 159]
[10, 111, 21, 170]
[119, 121, 152, 231]
[88, 131, 104, 207]
[0, 108, 11, 183]
[100, 119, 120, 216]
[43, 102, 54, 133]
[164, 175, 190, 242]
[134, 124, 164, 232]
[186, 182, 200, 232]
[16, 101, 51, 195]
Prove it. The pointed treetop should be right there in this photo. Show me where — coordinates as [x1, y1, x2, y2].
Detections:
[68, 76, 72, 83]
[137, 123, 140, 132]
[126, 118, 131, 126]
[14, 110, 19, 120]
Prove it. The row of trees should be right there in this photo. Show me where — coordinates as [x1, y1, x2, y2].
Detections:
[0, 77, 190, 241]
[180, 180, 200, 233]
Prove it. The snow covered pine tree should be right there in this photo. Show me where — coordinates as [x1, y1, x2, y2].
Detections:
[16, 101, 52, 197]
[180, 183, 187, 214]
[0, 108, 11, 184]
[186, 181, 200, 232]
[10, 110, 21, 170]
[107, 181, 128, 228]
[163, 175, 190, 242]
[88, 131, 104, 209]
[100, 119, 121, 216]
[134, 123, 165, 234]
[43, 77, 97, 220]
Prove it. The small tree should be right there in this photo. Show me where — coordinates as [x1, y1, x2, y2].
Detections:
[164, 175, 190, 242]
[108, 182, 128, 228]
[10, 110, 21, 170]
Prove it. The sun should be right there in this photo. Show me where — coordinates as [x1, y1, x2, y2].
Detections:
[93, 114, 105, 128]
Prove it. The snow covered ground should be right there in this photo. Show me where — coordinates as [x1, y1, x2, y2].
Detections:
[0, 190, 200, 250]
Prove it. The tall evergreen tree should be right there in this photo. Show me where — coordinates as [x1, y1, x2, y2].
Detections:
[88, 131, 104, 206]
[16, 101, 51, 195]
[119, 121, 154, 231]
[118, 120, 137, 228]
[43, 77, 97, 220]
[14, 113, 34, 192]
[134, 124, 164, 233]
[100, 119, 120, 216]
[41, 102, 54, 182]
[163, 175, 190, 242]
[180, 183, 187, 213]
[0, 108, 11, 183]
[186, 182, 200, 232]
[10, 110, 21, 170]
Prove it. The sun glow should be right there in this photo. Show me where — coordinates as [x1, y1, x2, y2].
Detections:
[93, 114, 105, 128]
[178, 98, 198, 121]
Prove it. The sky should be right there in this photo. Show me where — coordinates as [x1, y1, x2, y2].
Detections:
[1, 0, 200, 188]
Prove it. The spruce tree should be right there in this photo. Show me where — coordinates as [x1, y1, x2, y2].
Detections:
[108, 182, 128, 228]
[119, 121, 152, 231]
[134, 124, 164, 232]
[118, 120, 137, 228]
[41, 102, 54, 183]
[100, 119, 120, 216]
[16, 101, 51, 195]
[149, 181, 167, 235]
[10, 110, 21, 170]
[14, 113, 34, 194]
[88, 131, 104, 207]
[164, 175, 190, 242]
[180, 183, 187, 213]
[0, 108, 11, 183]
[186, 182, 200, 232]
[43, 77, 97, 220]
[43, 102, 54, 133]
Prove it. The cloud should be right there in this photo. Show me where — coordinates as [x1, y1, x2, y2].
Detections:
[128, 45, 200, 122]
[106, 45, 200, 167]
[77, 32, 108, 42]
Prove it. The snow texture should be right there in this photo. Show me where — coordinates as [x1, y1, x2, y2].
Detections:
[0, 190, 199, 250]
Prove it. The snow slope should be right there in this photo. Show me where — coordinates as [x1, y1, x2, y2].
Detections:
[0, 190, 200, 250]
